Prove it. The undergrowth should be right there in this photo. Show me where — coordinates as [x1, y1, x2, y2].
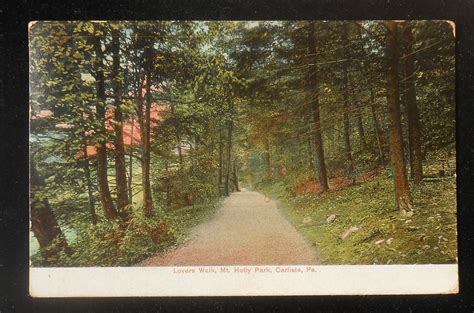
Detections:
[30, 198, 220, 267]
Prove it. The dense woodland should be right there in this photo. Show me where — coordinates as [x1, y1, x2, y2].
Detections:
[29, 21, 456, 266]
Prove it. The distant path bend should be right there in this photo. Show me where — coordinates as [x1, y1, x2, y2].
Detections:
[140, 189, 319, 266]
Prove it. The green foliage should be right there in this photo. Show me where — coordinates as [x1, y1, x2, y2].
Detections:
[31, 198, 220, 266]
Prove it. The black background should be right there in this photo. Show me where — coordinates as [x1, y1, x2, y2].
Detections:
[1, 0, 473, 312]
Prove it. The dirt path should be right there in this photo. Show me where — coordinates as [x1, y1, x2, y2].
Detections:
[140, 189, 319, 266]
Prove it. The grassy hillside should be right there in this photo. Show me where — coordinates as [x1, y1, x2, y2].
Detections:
[260, 169, 457, 264]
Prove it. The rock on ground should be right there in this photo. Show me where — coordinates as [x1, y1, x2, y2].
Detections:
[340, 226, 359, 240]
[326, 214, 336, 223]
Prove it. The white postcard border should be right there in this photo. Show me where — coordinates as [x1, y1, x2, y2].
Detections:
[30, 264, 458, 297]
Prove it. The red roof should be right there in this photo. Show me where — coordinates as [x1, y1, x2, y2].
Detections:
[76, 103, 167, 159]
[31, 84, 168, 160]
[76, 143, 115, 159]
[122, 122, 141, 146]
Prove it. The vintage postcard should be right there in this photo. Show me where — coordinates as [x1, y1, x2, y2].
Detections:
[29, 20, 457, 297]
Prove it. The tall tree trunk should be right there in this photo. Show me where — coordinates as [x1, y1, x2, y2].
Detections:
[83, 159, 97, 225]
[307, 136, 315, 172]
[224, 118, 233, 196]
[308, 22, 329, 192]
[218, 131, 224, 195]
[171, 104, 185, 170]
[386, 21, 413, 212]
[165, 160, 172, 207]
[190, 136, 198, 206]
[352, 94, 368, 152]
[133, 61, 147, 207]
[232, 158, 240, 192]
[356, 115, 367, 151]
[128, 115, 134, 203]
[350, 25, 368, 151]
[92, 31, 119, 220]
[177, 143, 184, 169]
[402, 22, 423, 184]
[264, 137, 271, 178]
[341, 25, 356, 184]
[142, 45, 154, 216]
[370, 88, 386, 164]
[30, 159, 71, 261]
[341, 86, 355, 183]
[81, 139, 97, 225]
[79, 118, 97, 225]
[347, 76, 368, 152]
[111, 28, 130, 215]
[357, 27, 386, 164]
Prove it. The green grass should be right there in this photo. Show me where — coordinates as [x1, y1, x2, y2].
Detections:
[260, 174, 457, 264]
